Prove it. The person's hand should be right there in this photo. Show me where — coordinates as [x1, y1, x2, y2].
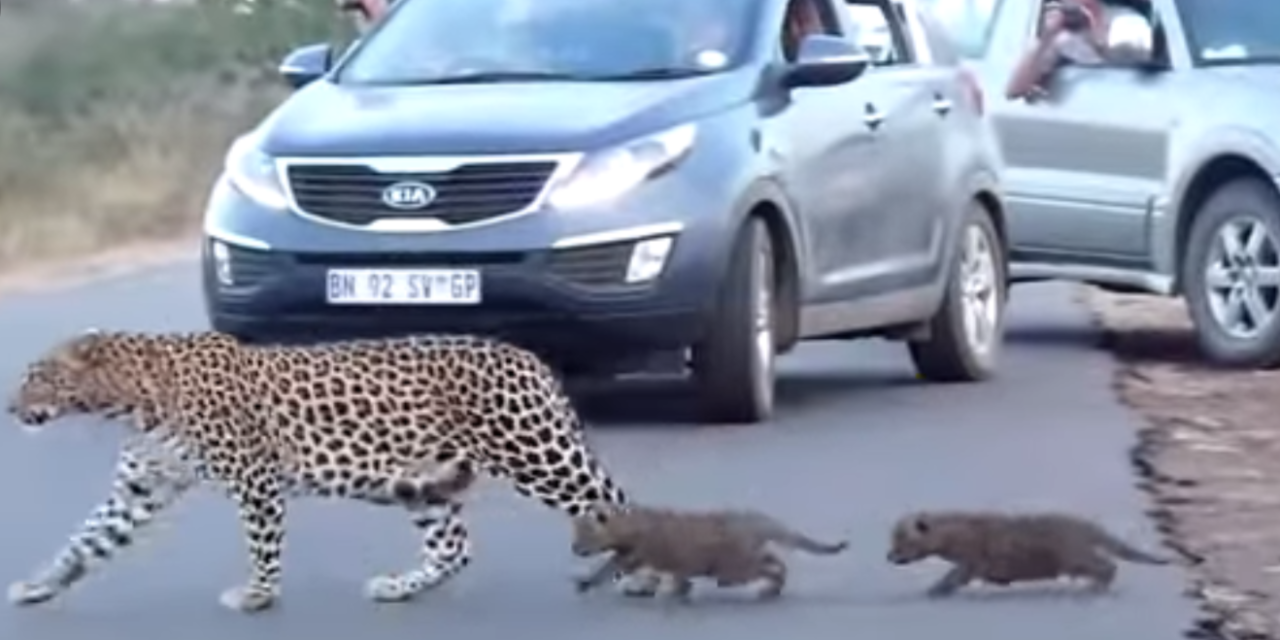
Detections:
[1040, 6, 1066, 39]
[1024, 84, 1051, 102]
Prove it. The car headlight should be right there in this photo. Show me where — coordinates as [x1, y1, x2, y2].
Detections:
[224, 133, 289, 211]
[548, 123, 697, 210]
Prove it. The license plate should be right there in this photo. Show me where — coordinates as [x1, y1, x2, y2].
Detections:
[325, 268, 482, 305]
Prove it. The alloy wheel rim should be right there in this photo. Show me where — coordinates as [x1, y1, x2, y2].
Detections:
[1204, 216, 1280, 339]
[753, 244, 775, 409]
[959, 223, 1000, 358]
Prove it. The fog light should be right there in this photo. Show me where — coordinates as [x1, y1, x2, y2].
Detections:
[625, 236, 674, 283]
[211, 240, 233, 286]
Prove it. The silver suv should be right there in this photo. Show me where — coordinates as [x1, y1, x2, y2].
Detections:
[920, 0, 1280, 367]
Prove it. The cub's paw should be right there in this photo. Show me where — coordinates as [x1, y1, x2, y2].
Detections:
[620, 583, 659, 598]
[219, 584, 278, 613]
[8, 581, 59, 607]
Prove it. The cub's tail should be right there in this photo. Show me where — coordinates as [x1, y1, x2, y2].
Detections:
[1091, 526, 1174, 565]
[754, 514, 849, 555]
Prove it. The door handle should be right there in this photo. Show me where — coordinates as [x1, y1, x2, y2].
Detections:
[863, 103, 884, 130]
[932, 95, 952, 116]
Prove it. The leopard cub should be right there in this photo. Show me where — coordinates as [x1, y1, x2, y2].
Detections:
[571, 502, 848, 602]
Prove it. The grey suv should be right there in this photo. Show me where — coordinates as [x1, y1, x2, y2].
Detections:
[200, 0, 1009, 423]
[921, 0, 1280, 367]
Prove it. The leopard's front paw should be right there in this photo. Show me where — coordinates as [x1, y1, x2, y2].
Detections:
[219, 584, 278, 613]
[8, 581, 60, 607]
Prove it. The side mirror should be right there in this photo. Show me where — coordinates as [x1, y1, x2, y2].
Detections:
[1105, 12, 1156, 66]
[279, 43, 333, 89]
[782, 35, 871, 89]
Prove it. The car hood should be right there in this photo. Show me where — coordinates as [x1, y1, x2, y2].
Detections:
[258, 75, 750, 156]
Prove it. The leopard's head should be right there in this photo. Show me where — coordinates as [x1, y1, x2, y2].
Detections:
[8, 329, 117, 430]
[570, 501, 632, 557]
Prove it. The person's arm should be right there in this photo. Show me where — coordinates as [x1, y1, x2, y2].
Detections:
[1005, 36, 1063, 100]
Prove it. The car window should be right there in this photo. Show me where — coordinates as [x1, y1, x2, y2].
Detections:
[844, 1, 914, 65]
[914, 0, 1003, 59]
[913, 7, 961, 65]
[781, 0, 843, 62]
[1175, 0, 1280, 66]
[846, 5, 894, 63]
[335, 0, 764, 84]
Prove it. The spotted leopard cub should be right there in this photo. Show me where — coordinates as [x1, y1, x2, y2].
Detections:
[6, 329, 628, 613]
[887, 510, 1174, 597]
[571, 502, 848, 602]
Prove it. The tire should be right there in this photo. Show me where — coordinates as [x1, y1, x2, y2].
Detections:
[1181, 177, 1280, 368]
[909, 200, 1008, 382]
[691, 217, 777, 424]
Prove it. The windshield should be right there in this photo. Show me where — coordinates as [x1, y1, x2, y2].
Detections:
[1176, 0, 1280, 66]
[336, 0, 762, 85]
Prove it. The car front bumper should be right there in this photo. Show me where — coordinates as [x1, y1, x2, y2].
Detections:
[200, 177, 734, 362]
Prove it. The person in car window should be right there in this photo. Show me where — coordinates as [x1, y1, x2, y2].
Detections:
[1005, 0, 1107, 101]
[782, 0, 826, 61]
[338, 0, 390, 31]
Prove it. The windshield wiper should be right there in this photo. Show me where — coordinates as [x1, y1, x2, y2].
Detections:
[404, 71, 594, 85]
[586, 67, 713, 81]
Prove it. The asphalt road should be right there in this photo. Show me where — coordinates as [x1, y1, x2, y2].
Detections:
[0, 263, 1194, 640]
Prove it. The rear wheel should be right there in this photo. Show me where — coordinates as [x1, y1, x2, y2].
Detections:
[909, 201, 1007, 382]
[1182, 177, 1280, 368]
[692, 218, 777, 424]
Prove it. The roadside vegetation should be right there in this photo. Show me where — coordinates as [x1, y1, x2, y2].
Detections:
[0, 0, 354, 270]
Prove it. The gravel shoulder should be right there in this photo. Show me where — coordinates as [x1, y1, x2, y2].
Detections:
[1087, 286, 1280, 640]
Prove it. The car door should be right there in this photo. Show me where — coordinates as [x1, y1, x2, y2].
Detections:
[842, 0, 953, 290]
[771, 0, 888, 305]
[780, 0, 937, 305]
[986, 2, 1174, 265]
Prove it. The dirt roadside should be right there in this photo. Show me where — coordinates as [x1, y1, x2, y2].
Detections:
[1087, 287, 1280, 640]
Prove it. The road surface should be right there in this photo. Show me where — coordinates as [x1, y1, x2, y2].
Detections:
[0, 263, 1194, 639]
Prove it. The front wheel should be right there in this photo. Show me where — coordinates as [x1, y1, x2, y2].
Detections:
[1182, 177, 1280, 368]
[909, 201, 1008, 382]
[691, 218, 777, 424]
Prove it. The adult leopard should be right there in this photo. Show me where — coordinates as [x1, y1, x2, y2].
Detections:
[5, 329, 629, 612]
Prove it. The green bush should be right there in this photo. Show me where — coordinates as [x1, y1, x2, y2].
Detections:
[0, 0, 356, 267]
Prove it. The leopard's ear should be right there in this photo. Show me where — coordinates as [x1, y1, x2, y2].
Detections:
[58, 329, 107, 368]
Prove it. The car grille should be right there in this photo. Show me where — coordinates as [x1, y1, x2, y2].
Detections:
[285, 160, 558, 227]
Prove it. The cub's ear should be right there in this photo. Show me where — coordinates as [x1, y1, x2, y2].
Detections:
[911, 514, 931, 535]
[587, 501, 623, 524]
